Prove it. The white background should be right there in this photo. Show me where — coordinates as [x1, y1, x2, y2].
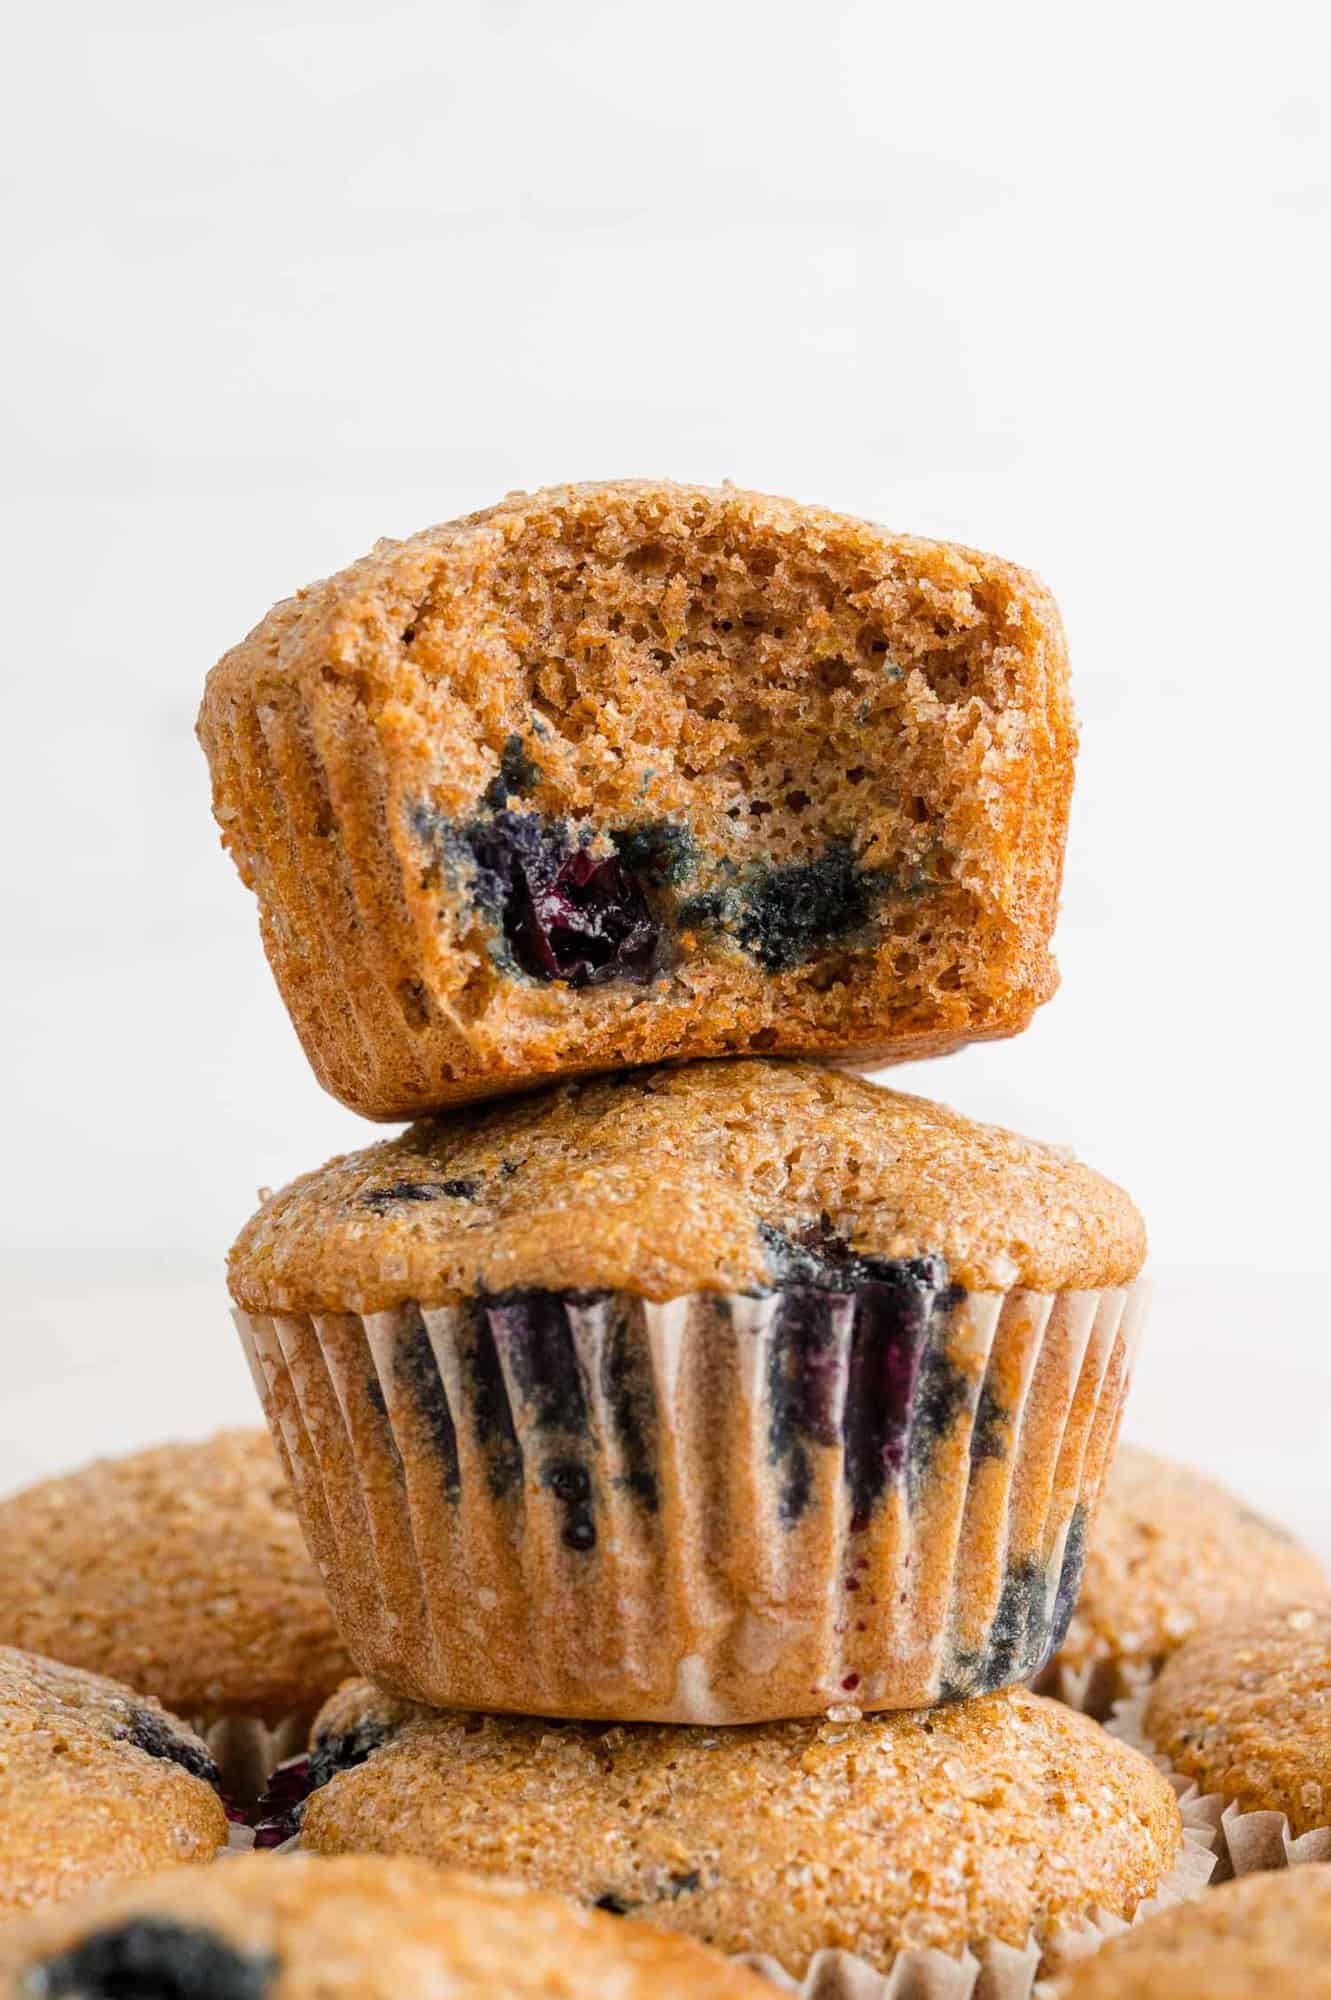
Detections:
[2, 3, 1328, 1549]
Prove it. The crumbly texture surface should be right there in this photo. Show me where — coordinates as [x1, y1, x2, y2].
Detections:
[1040, 1447, 1327, 1715]
[0, 1647, 228, 1919]
[301, 1684, 1181, 1971]
[0, 1432, 351, 1728]
[1143, 1601, 1331, 1834]
[0, 1854, 766, 1997]
[198, 480, 1075, 1119]
[1051, 1866, 1331, 2000]
[229, 1059, 1144, 1313]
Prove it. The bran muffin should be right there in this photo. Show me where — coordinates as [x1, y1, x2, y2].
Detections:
[0, 1432, 353, 1801]
[1038, 1447, 1327, 1717]
[1050, 1867, 1331, 2000]
[231, 1060, 1147, 1721]
[0, 1647, 228, 1919]
[1130, 1601, 1331, 1860]
[198, 479, 1075, 1119]
[296, 1682, 1190, 1983]
[0, 1853, 768, 1998]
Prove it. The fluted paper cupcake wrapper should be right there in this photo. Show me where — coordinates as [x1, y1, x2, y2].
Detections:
[1032, 1654, 1155, 1722]
[236, 1275, 1147, 1722]
[199, 1712, 313, 1808]
[1107, 1690, 1331, 1880]
[264, 1809, 1215, 1998]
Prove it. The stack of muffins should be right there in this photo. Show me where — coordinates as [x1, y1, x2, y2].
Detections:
[8, 481, 1329, 1998]
[197, 481, 1186, 1991]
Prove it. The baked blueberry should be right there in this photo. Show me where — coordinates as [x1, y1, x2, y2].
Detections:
[30, 1921, 275, 2000]
[200, 480, 1075, 1118]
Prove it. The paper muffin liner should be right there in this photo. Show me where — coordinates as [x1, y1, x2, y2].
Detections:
[1031, 1653, 1155, 1721]
[235, 1274, 1148, 1722]
[1107, 1690, 1331, 1880]
[198, 1711, 313, 1807]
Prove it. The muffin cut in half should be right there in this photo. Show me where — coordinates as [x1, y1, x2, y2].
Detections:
[230, 1059, 1147, 1722]
[0, 1853, 766, 1999]
[198, 481, 1075, 1117]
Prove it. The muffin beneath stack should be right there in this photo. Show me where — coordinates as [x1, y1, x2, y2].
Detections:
[290, 1680, 1204, 1987]
[230, 1059, 1146, 1721]
[1049, 1867, 1331, 2000]
[1038, 1446, 1327, 1716]
[0, 1854, 768, 1998]
[197, 480, 1075, 1118]
[1113, 1599, 1331, 1875]
[0, 1432, 353, 1801]
[0, 1648, 228, 1919]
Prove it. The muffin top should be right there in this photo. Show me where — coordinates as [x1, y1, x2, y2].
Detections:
[0, 1431, 351, 1726]
[0, 1647, 228, 1919]
[230, 1060, 1145, 1315]
[1051, 1866, 1331, 2000]
[1143, 1600, 1331, 1834]
[300, 1682, 1181, 1971]
[0, 1853, 767, 1998]
[1043, 1447, 1326, 1712]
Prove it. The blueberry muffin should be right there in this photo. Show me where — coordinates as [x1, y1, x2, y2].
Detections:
[231, 1059, 1147, 1721]
[1038, 1447, 1327, 1717]
[198, 480, 1075, 1119]
[1128, 1601, 1331, 1865]
[0, 1853, 768, 1997]
[0, 1647, 228, 1918]
[0, 1432, 353, 1801]
[296, 1682, 1191, 1983]
[1050, 1867, 1331, 2000]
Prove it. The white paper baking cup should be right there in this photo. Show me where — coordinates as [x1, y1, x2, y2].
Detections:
[1107, 1690, 1331, 1881]
[1032, 1654, 1155, 1721]
[236, 1275, 1148, 1723]
[199, 1711, 312, 1807]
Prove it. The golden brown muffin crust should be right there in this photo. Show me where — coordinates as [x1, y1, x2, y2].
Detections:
[1051, 1866, 1331, 2000]
[199, 481, 1075, 1118]
[1143, 1602, 1331, 1834]
[229, 1059, 1145, 1314]
[0, 1854, 768, 1995]
[0, 1432, 351, 1727]
[0, 1648, 228, 1919]
[1041, 1447, 1326, 1714]
[301, 1684, 1181, 1971]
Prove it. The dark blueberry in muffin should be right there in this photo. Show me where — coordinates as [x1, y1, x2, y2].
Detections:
[758, 1216, 951, 1296]
[120, 1710, 221, 1792]
[360, 1178, 479, 1213]
[251, 1717, 397, 1847]
[735, 841, 880, 970]
[465, 812, 659, 987]
[249, 1756, 316, 1849]
[483, 733, 542, 810]
[29, 1920, 276, 1999]
[610, 820, 697, 886]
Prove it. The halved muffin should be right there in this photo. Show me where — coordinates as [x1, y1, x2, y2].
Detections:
[198, 481, 1074, 1117]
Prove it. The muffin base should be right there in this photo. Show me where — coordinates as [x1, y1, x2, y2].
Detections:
[237, 1274, 1147, 1723]
[1109, 1691, 1331, 1881]
[272, 1818, 1214, 2000]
